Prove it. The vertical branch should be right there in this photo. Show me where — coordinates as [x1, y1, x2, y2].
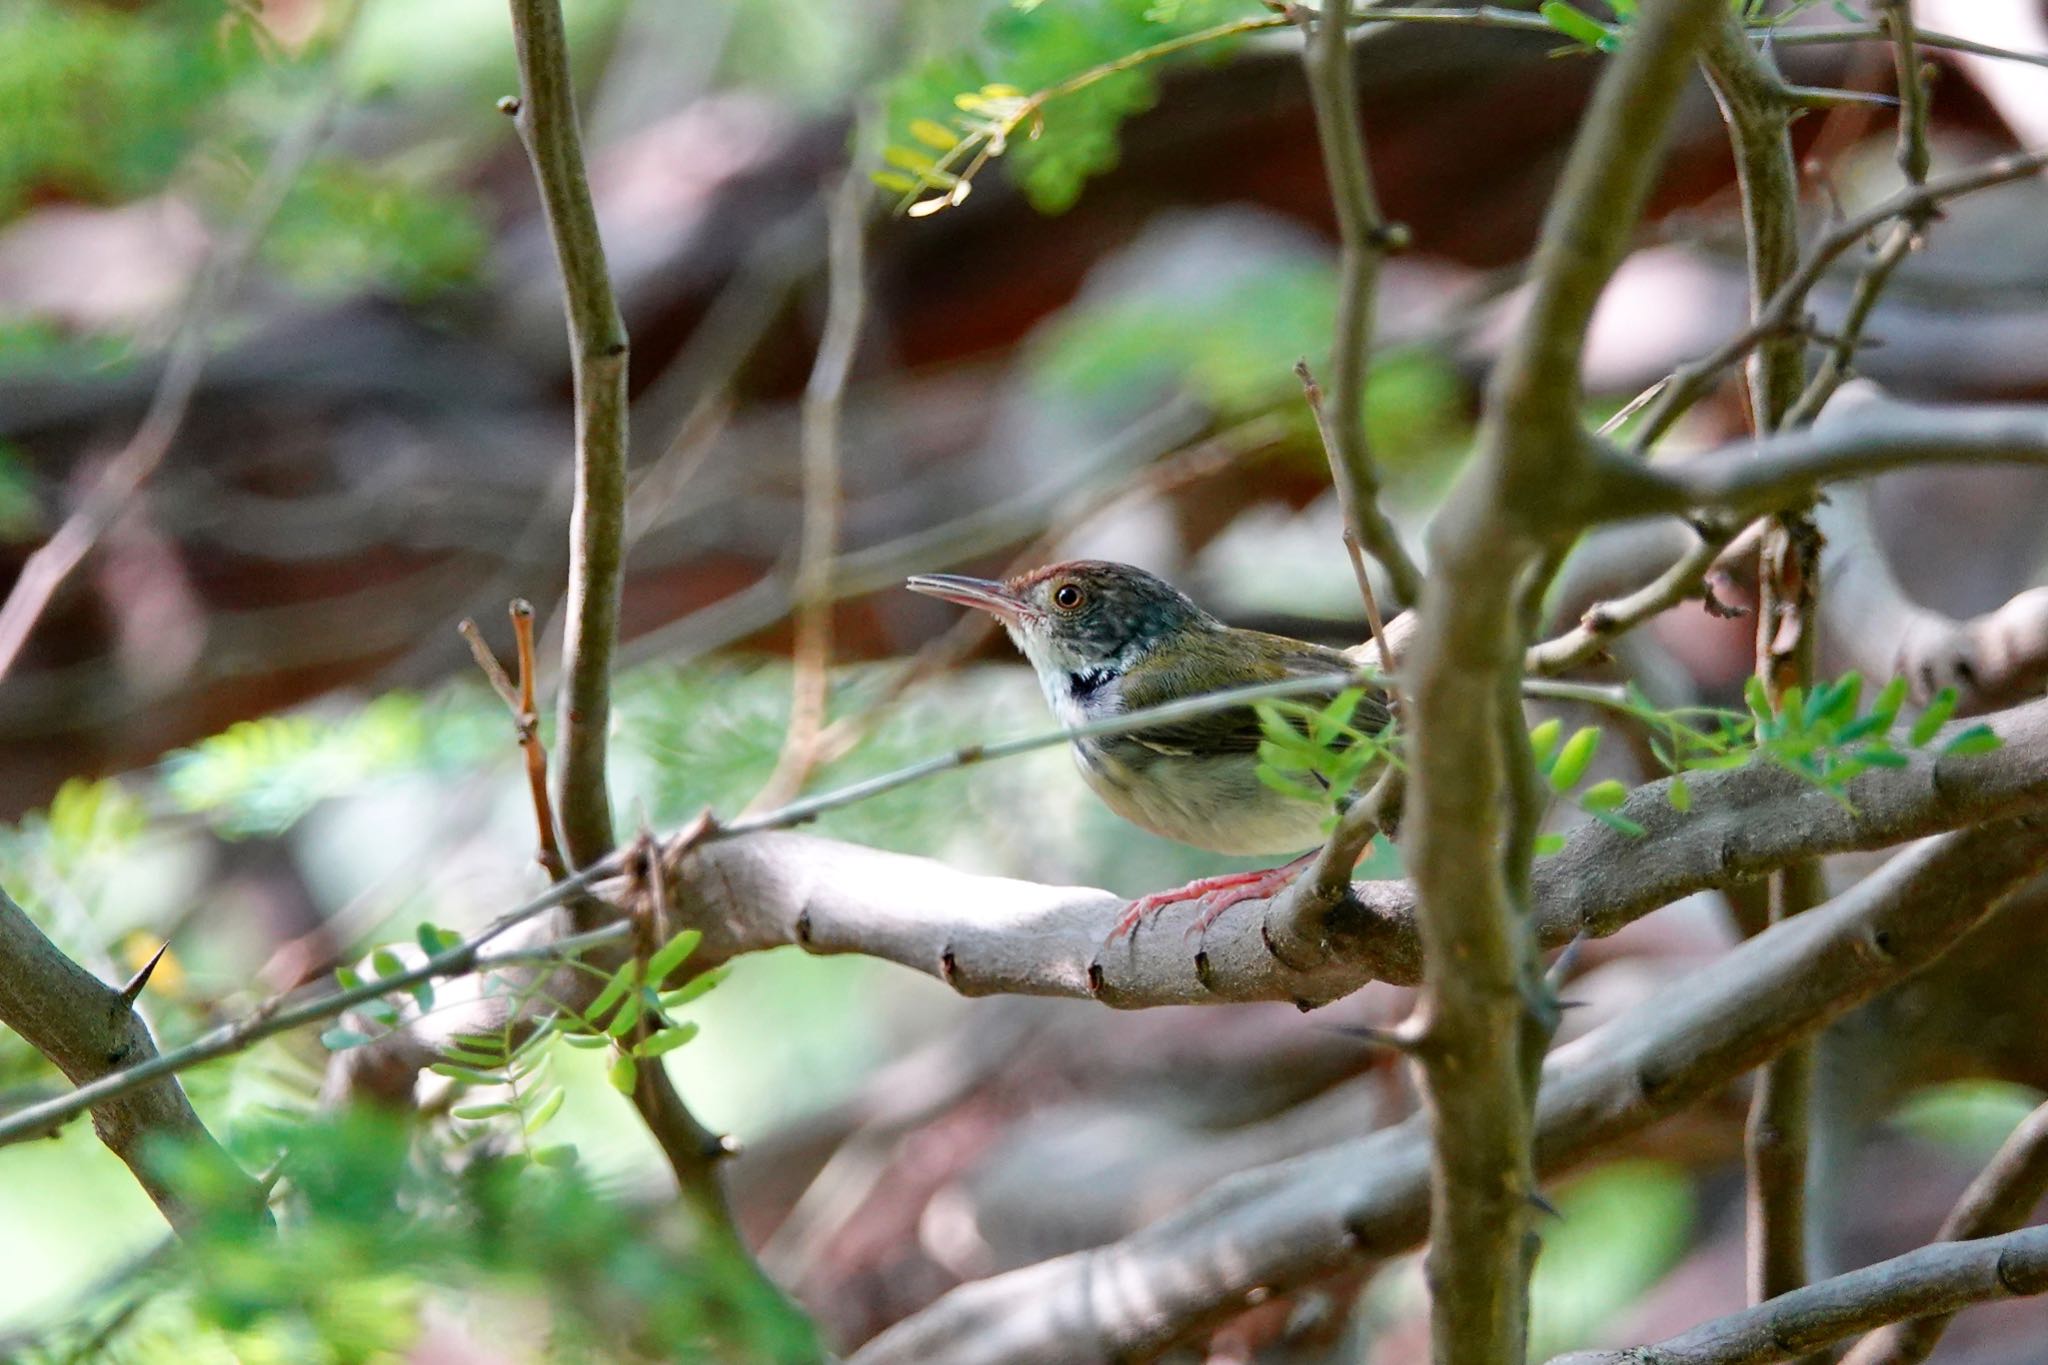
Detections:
[1297, 0, 1425, 607]
[1404, 4, 1722, 1362]
[1700, 15, 1828, 1319]
[505, 0, 631, 870]
[750, 136, 872, 813]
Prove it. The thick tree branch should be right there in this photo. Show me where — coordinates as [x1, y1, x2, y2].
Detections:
[850, 817, 2048, 1365]
[1402, 4, 1723, 1360]
[505, 0, 631, 870]
[0, 888, 269, 1232]
[1551, 1225, 2048, 1365]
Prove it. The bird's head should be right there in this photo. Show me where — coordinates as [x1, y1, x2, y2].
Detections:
[906, 560, 1212, 684]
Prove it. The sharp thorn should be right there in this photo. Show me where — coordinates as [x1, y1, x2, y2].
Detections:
[118, 944, 169, 1006]
[1529, 1191, 1562, 1219]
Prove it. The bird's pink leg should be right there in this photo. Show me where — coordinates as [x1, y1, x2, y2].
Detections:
[1105, 851, 1319, 942]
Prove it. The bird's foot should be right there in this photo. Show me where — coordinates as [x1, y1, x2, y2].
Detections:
[1105, 853, 1317, 943]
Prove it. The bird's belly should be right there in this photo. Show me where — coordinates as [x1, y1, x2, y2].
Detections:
[1070, 741, 1329, 856]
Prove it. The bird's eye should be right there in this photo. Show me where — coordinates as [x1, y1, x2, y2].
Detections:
[1052, 583, 1085, 611]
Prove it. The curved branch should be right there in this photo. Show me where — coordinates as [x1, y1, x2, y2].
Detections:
[849, 816, 2048, 1365]
[1841, 1098, 2048, 1365]
[1819, 476, 2048, 714]
[1550, 1225, 2048, 1365]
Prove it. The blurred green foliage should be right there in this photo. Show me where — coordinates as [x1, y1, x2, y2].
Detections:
[15, 1112, 819, 1363]
[885, 0, 1266, 213]
[1527, 1160, 1696, 1357]
[0, 0, 261, 217]
[1892, 1080, 2047, 1165]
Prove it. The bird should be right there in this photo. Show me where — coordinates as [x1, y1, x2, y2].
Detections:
[905, 560, 1390, 940]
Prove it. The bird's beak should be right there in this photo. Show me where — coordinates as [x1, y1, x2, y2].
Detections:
[905, 573, 1027, 621]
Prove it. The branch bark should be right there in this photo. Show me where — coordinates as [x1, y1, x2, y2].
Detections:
[849, 816, 2048, 1365]
[1551, 1224, 2048, 1365]
[0, 887, 269, 1233]
[1402, 3, 1722, 1359]
[505, 0, 631, 871]
[1839, 1097, 2048, 1365]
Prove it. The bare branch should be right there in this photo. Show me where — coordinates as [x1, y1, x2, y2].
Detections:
[1552, 1225, 2048, 1365]
[1842, 1099, 2048, 1365]
[0, 887, 270, 1231]
[505, 0, 631, 870]
[751, 134, 872, 812]
[1820, 477, 2048, 712]
[850, 816, 2048, 1364]
[1403, 2, 1725, 1358]
[1625, 148, 2048, 452]
[0, 863, 617, 1148]
[1698, 14, 1825, 1319]
[0, 33, 353, 683]
[1297, 0, 1424, 606]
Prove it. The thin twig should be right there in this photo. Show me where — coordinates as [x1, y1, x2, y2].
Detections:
[0, 871, 625, 1149]
[1296, 0, 1425, 607]
[505, 0, 631, 871]
[1626, 148, 2048, 453]
[0, 14, 358, 682]
[749, 128, 873, 814]
[1552, 1225, 2048, 1365]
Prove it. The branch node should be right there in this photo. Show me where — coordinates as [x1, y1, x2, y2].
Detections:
[496, 94, 521, 116]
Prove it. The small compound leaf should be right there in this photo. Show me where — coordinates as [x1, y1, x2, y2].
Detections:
[320, 1027, 372, 1051]
[1910, 687, 1960, 747]
[607, 1053, 639, 1095]
[1548, 727, 1601, 793]
[634, 1021, 701, 1059]
[1943, 725, 2003, 758]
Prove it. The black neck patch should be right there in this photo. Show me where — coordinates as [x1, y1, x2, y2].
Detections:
[1067, 667, 1116, 701]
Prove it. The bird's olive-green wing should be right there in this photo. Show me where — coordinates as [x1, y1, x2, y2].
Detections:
[1116, 630, 1389, 756]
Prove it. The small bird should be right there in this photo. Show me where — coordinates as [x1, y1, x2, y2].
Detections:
[906, 560, 1390, 939]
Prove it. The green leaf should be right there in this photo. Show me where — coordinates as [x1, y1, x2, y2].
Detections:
[370, 948, 405, 980]
[1580, 779, 1628, 812]
[559, 1031, 612, 1050]
[634, 1021, 701, 1058]
[1872, 675, 1908, 728]
[1942, 724, 2003, 758]
[362, 1000, 401, 1028]
[533, 1143, 579, 1168]
[1820, 672, 1863, 727]
[1834, 713, 1889, 744]
[607, 1053, 639, 1095]
[410, 979, 434, 1011]
[429, 1062, 503, 1086]
[1540, 0, 1616, 49]
[585, 962, 638, 1025]
[334, 965, 362, 991]
[452, 1102, 519, 1121]
[648, 928, 703, 985]
[1666, 774, 1691, 812]
[1743, 675, 1772, 724]
[1548, 727, 1601, 793]
[660, 964, 731, 1010]
[1257, 763, 1324, 803]
[872, 170, 919, 194]
[1533, 832, 1568, 857]
[1857, 745, 1910, 769]
[524, 1087, 566, 1134]
[320, 1027, 372, 1051]
[604, 988, 646, 1039]
[1910, 687, 1959, 747]
[1529, 718, 1564, 769]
